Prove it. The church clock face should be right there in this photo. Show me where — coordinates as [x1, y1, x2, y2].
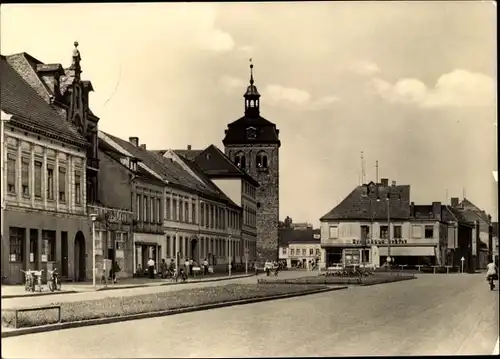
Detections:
[246, 126, 257, 140]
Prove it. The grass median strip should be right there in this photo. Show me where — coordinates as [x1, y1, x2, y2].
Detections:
[259, 274, 416, 286]
[1, 283, 327, 329]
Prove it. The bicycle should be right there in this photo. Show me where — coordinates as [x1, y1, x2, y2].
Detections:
[21, 270, 35, 292]
[48, 268, 62, 292]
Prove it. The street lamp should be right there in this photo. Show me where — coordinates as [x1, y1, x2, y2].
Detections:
[228, 233, 232, 276]
[1, 111, 12, 253]
[90, 213, 98, 287]
[175, 228, 179, 277]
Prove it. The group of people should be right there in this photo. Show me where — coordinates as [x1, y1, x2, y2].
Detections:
[139, 257, 214, 280]
[263, 260, 282, 276]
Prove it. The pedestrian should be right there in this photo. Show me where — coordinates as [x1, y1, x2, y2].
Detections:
[184, 258, 190, 277]
[189, 258, 194, 276]
[160, 259, 167, 278]
[203, 258, 209, 275]
[112, 261, 121, 283]
[147, 257, 155, 279]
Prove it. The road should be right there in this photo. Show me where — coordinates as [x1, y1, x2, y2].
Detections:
[2, 273, 498, 357]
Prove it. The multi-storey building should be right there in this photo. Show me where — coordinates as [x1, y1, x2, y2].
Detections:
[278, 227, 323, 268]
[101, 134, 243, 273]
[319, 179, 473, 269]
[222, 63, 281, 261]
[170, 144, 259, 264]
[0, 44, 102, 283]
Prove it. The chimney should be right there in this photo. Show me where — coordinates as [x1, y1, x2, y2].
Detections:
[187, 145, 192, 150]
[381, 178, 389, 186]
[432, 201, 442, 221]
[451, 197, 459, 207]
[140, 144, 147, 150]
[410, 202, 415, 217]
[129, 137, 139, 147]
[392, 181, 396, 186]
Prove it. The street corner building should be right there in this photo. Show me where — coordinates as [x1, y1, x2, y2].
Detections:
[279, 224, 325, 269]
[318, 179, 488, 272]
[0, 44, 103, 284]
[221, 62, 281, 262]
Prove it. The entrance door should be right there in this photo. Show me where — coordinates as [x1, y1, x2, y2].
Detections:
[108, 248, 116, 278]
[190, 239, 198, 263]
[74, 231, 86, 282]
[61, 231, 68, 277]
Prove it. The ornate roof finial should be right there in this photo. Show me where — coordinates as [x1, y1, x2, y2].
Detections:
[249, 58, 254, 85]
[70, 40, 82, 79]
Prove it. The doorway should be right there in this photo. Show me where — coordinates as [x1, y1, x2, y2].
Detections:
[74, 231, 86, 282]
[190, 238, 198, 263]
[61, 231, 68, 277]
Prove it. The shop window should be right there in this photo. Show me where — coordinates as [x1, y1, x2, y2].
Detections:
[29, 229, 38, 263]
[9, 227, 25, 262]
[42, 230, 56, 262]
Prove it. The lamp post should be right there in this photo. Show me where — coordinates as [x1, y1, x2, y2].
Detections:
[175, 228, 179, 276]
[90, 213, 98, 287]
[1, 111, 12, 258]
[228, 233, 232, 277]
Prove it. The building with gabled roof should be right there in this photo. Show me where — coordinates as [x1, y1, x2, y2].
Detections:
[99, 132, 247, 273]
[1, 43, 133, 284]
[278, 227, 323, 269]
[319, 178, 474, 270]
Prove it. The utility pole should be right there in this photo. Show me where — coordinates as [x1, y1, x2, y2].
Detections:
[375, 160, 379, 183]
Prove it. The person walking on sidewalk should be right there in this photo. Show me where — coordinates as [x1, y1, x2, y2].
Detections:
[147, 257, 155, 279]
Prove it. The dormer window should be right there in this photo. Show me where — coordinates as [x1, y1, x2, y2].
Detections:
[235, 152, 246, 169]
[130, 159, 137, 172]
[256, 151, 268, 169]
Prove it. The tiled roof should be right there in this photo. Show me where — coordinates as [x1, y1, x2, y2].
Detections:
[193, 145, 260, 187]
[0, 55, 87, 146]
[459, 198, 491, 223]
[172, 149, 203, 161]
[223, 115, 280, 146]
[441, 205, 472, 225]
[279, 228, 321, 246]
[103, 133, 234, 203]
[320, 182, 411, 221]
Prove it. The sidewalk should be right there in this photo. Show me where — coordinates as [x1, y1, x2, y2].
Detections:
[1, 273, 253, 299]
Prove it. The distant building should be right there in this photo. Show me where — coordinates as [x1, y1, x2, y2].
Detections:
[492, 222, 499, 263]
[319, 179, 475, 270]
[279, 227, 323, 268]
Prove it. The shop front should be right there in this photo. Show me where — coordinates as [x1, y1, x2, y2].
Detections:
[133, 232, 165, 276]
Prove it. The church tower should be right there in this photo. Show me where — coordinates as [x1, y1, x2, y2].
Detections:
[222, 61, 281, 261]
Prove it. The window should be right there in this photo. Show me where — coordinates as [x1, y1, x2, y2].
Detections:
[234, 152, 246, 169]
[136, 194, 141, 221]
[74, 171, 81, 204]
[302, 248, 306, 256]
[205, 204, 209, 228]
[412, 225, 422, 239]
[22, 158, 30, 196]
[394, 225, 402, 239]
[58, 166, 66, 202]
[329, 226, 338, 239]
[150, 197, 154, 223]
[425, 226, 434, 239]
[309, 248, 314, 256]
[166, 235, 171, 257]
[221, 209, 225, 229]
[143, 196, 148, 222]
[282, 247, 287, 255]
[42, 230, 56, 262]
[157, 198, 161, 223]
[9, 227, 25, 262]
[47, 166, 54, 200]
[173, 198, 178, 221]
[30, 229, 38, 263]
[33, 160, 42, 198]
[380, 226, 389, 239]
[166, 197, 171, 220]
[201, 202, 205, 226]
[256, 151, 268, 169]
[192, 200, 196, 224]
[211, 204, 215, 229]
[7, 154, 16, 193]
[184, 200, 189, 223]
[316, 248, 320, 256]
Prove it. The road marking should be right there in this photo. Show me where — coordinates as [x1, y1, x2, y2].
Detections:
[493, 337, 499, 355]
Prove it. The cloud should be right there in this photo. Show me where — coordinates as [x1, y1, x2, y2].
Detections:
[370, 69, 495, 108]
[263, 85, 339, 111]
[218, 75, 246, 94]
[348, 60, 381, 76]
[236, 45, 254, 57]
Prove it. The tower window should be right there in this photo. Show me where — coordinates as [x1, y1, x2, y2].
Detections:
[235, 152, 246, 169]
[256, 151, 268, 169]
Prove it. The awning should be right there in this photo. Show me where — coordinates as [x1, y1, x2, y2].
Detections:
[379, 246, 435, 256]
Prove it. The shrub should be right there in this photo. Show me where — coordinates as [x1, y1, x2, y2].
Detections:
[259, 274, 415, 286]
[2, 283, 326, 329]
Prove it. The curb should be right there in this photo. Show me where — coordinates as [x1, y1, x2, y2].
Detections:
[2, 274, 255, 299]
[258, 276, 416, 287]
[1, 290, 78, 299]
[359, 276, 416, 287]
[1, 286, 346, 338]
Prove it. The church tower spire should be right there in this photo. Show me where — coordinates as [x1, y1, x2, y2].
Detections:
[244, 58, 260, 118]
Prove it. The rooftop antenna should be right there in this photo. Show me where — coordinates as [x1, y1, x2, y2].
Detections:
[361, 151, 366, 185]
[462, 187, 466, 200]
[375, 160, 379, 184]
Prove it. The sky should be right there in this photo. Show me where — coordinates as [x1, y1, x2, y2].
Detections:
[1, 2, 497, 225]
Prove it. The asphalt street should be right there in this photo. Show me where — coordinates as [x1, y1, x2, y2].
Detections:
[2, 273, 498, 357]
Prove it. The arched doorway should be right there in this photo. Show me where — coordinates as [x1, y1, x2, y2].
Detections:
[74, 231, 86, 282]
[190, 237, 199, 263]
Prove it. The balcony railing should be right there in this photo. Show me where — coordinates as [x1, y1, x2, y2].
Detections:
[87, 204, 133, 225]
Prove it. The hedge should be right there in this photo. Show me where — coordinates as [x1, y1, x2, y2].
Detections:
[258, 274, 415, 286]
[2, 283, 326, 329]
